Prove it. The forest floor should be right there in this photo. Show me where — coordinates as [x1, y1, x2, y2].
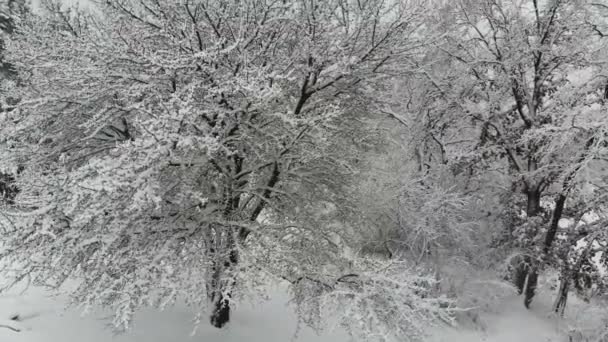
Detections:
[0, 280, 590, 342]
[429, 294, 565, 342]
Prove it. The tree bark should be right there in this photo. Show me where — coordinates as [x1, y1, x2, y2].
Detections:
[513, 257, 528, 295]
[209, 233, 238, 328]
[523, 144, 589, 308]
[209, 179, 241, 328]
[553, 271, 569, 316]
[524, 268, 538, 308]
[210, 281, 231, 328]
[209, 250, 237, 328]
[209, 162, 280, 328]
[521, 184, 541, 307]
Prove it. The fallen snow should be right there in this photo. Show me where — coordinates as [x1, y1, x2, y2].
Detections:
[430, 295, 564, 342]
[0, 281, 574, 342]
[0, 284, 350, 342]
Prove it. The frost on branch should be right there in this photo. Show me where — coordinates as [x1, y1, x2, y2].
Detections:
[242, 216, 455, 342]
[0, 0, 433, 336]
[287, 258, 454, 342]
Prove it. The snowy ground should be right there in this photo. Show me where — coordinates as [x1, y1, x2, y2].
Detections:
[429, 295, 565, 342]
[0, 284, 350, 342]
[0, 282, 576, 342]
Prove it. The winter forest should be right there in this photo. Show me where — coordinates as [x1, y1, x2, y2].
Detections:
[0, 0, 607, 341]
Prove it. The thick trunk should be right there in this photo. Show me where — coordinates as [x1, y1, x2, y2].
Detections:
[209, 188, 240, 328]
[513, 257, 529, 295]
[526, 187, 541, 217]
[210, 292, 231, 328]
[521, 185, 541, 307]
[209, 160, 281, 327]
[209, 240, 238, 328]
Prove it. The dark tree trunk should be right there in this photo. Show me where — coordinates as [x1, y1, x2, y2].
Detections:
[553, 274, 569, 316]
[513, 257, 529, 295]
[527, 194, 567, 312]
[524, 269, 538, 308]
[0, 172, 19, 204]
[526, 188, 541, 217]
[522, 185, 541, 307]
[544, 194, 566, 254]
[524, 187, 572, 308]
[210, 292, 231, 328]
[208, 160, 280, 328]
[208, 232, 239, 328]
[208, 248, 237, 328]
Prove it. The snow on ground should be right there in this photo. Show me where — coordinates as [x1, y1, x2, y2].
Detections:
[0, 281, 575, 342]
[0, 283, 351, 342]
[430, 295, 565, 342]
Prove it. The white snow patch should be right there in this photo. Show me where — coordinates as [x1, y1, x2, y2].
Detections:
[429, 294, 564, 342]
[558, 218, 574, 229]
[0, 283, 350, 342]
[0, 280, 578, 342]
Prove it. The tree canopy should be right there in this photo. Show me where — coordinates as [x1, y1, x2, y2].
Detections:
[0, 0, 608, 341]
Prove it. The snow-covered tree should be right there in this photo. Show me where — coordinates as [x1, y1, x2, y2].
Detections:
[0, 0, 452, 339]
[411, 0, 608, 309]
[0, 0, 29, 205]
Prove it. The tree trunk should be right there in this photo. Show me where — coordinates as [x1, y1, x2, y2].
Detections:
[513, 257, 528, 295]
[209, 163, 280, 328]
[208, 250, 237, 328]
[522, 185, 541, 307]
[526, 187, 541, 217]
[524, 189, 571, 308]
[209, 233, 238, 328]
[210, 291, 231, 328]
[524, 268, 538, 308]
[553, 272, 569, 316]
